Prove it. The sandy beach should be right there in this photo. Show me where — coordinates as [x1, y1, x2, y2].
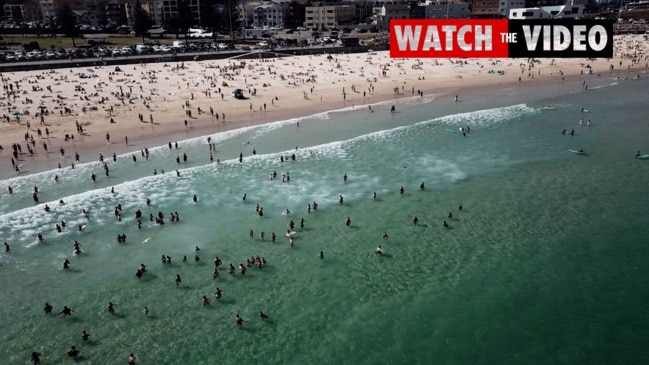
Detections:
[1, 34, 648, 174]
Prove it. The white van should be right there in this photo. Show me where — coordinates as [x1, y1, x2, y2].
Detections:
[135, 44, 152, 54]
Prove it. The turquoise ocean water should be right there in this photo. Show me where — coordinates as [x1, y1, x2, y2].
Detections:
[1, 73, 648, 364]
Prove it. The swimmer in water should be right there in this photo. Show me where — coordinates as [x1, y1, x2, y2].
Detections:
[319, 251, 324, 259]
[375, 245, 384, 255]
[420, 182, 425, 190]
[31, 351, 42, 365]
[202, 295, 210, 306]
[43, 302, 53, 315]
[175, 274, 182, 286]
[4, 242, 9, 252]
[413, 216, 419, 225]
[59, 306, 73, 317]
[235, 314, 244, 326]
[63, 259, 70, 270]
[144, 306, 149, 316]
[214, 287, 223, 299]
[82, 330, 90, 341]
[107, 302, 115, 313]
[443, 220, 449, 228]
[339, 195, 344, 204]
[259, 311, 269, 320]
[382, 232, 389, 240]
[67, 346, 80, 359]
[373, 192, 377, 199]
[345, 217, 351, 226]
[128, 353, 137, 365]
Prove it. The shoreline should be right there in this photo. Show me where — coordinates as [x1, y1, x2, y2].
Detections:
[1, 34, 648, 179]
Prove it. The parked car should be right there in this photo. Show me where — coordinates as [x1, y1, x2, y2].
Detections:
[231, 89, 245, 99]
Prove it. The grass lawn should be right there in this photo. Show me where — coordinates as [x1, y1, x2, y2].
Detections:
[0, 36, 143, 49]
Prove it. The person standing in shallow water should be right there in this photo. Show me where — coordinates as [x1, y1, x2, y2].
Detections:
[31, 351, 41, 364]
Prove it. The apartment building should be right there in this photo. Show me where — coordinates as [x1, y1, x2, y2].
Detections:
[253, 1, 283, 28]
[304, 4, 356, 29]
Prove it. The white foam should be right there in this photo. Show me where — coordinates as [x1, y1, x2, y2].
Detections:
[589, 82, 618, 90]
[0, 102, 535, 243]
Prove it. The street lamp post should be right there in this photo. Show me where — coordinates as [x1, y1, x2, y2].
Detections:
[228, 0, 234, 40]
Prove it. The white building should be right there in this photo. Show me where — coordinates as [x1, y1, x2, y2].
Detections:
[379, 3, 409, 30]
[422, 0, 470, 19]
[253, 1, 283, 28]
[304, 5, 356, 30]
[498, 0, 525, 18]
[509, 5, 583, 19]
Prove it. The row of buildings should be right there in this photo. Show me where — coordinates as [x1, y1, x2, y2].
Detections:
[1, 0, 204, 29]
[1, 0, 600, 32]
